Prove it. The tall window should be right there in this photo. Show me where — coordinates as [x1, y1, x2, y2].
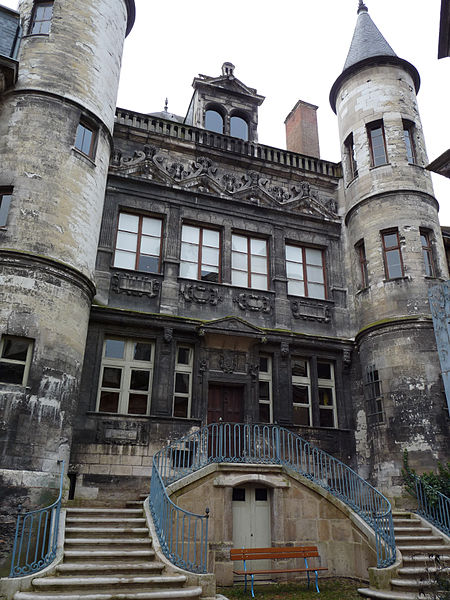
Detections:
[420, 229, 435, 277]
[29, 1, 53, 35]
[173, 345, 193, 418]
[205, 109, 224, 134]
[367, 120, 388, 167]
[180, 225, 220, 282]
[97, 338, 154, 415]
[292, 358, 311, 426]
[258, 355, 273, 423]
[344, 133, 358, 180]
[355, 240, 369, 289]
[0, 336, 33, 386]
[382, 229, 404, 279]
[232, 235, 268, 290]
[317, 362, 337, 428]
[403, 120, 417, 164]
[74, 122, 96, 158]
[230, 116, 249, 141]
[365, 365, 384, 424]
[113, 213, 163, 273]
[0, 191, 12, 227]
[285, 245, 326, 299]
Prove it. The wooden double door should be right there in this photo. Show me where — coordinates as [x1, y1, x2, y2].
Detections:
[207, 384, 244, 424]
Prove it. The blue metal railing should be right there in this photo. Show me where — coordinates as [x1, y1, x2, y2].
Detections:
[414, 475, 450, 536]
[9, 461, 65, 578]
[149, 423, 396, 573]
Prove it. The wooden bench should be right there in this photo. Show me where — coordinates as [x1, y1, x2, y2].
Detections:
[230, 546, 328, 597]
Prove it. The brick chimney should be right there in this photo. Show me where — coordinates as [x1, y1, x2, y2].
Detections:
[285, 100, 320, 158]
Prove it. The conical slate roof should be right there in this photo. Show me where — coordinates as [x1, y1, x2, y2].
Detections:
[343, 2, 397, 70]
[329, 2, 420, 113]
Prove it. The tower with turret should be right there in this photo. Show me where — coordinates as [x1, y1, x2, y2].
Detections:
[0, 0, 135, 524]
[331, 1, 449, 494]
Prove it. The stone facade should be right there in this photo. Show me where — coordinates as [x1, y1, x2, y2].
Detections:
[0, 0, 448, 579]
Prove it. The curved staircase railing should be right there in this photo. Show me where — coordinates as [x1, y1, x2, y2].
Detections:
[9, 460, 65, 578]
[149, 423, 396, 574]
[414, 474, 450, 536]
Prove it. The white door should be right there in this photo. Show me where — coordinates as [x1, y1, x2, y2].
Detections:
[232, 485, 271, 578]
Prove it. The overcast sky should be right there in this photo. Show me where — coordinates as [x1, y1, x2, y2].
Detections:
[4, 0, 450, 222]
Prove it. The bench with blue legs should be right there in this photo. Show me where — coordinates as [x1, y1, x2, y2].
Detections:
[230, 546, 328, 597]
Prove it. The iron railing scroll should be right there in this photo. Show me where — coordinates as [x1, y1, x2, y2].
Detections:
[414, 475, 450, 536]
[149, 423, 396, 573]
[9, 460, 65, 578]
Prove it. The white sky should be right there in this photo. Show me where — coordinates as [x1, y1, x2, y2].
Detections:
[4, 0, 450, 222]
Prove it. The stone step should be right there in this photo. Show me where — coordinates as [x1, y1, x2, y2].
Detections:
[126, 501, 144, 508]
[64, 549, 156, 562]
[397, 544, 448, 555]
[402, 553, 450, 567]
[399, 565, 450, 576]
[395, 535, 444, 544]
[357, 588, 420, 599]
[66, 517, 146, 525]
[32, 575, 187, 592]
[66, 508, 143, 516]
[393, 519, 422, 527]
[391, 577, 436, 592]
[14, 587, 203, 600]
[65, 528, 149, 536]
[394, 527, 432, 535]
[56, 563, 165, 577]
[65, 538, 151, 546]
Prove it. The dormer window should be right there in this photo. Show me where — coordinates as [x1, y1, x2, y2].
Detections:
[230, 116, 249, 141]
[205, 109, 224, 134]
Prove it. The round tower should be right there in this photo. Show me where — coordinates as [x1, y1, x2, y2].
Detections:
[330, 2, 449, 496]
[0, 0, 135, 501]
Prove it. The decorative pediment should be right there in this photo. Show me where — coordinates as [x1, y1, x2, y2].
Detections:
[109, 146, 339, 219]
[198, 316, 263, 337]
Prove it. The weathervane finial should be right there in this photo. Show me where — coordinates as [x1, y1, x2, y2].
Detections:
[164, 97, 168, 112]
[358, 0, 368, 13]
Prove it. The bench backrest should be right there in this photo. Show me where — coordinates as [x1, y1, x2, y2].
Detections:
[230, 546, 319, 561]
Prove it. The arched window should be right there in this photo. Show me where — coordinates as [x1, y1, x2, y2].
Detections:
[205, 110, 224, 134]
[230, 116, 249, 141]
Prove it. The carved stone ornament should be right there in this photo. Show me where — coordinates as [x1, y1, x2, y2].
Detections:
[291, 299, 331, 323]
[248, 363, 259, 380]
[112, 273, 160, 298]
[219, 352, 237, 374]
[209, 350, 247, 374]
[280, 342, 290, 360]
[96, 420, 149, 446]
[179, 283, 223, 305]
[110, 147, 338, 218]
[233, 293, 273, 314]
[343, 349, 352, 367]
[164, 327, 173, 343]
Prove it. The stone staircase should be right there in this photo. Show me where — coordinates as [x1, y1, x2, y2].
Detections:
[13, 500, 203, 600]
[358, 511, 450, 599]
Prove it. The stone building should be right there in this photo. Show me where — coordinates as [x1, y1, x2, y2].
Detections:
[0, 0, 449, 582]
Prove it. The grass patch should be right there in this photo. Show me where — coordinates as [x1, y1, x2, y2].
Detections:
[218, 578, 363, 599]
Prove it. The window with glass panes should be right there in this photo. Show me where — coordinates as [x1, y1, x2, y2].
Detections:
[367, 120, 388, 167]
[355, 240, 369, 289]
[173, 345, 193, 418]
[0, 192, 12, 227]
[285, 245, 326, 299]
[113, 213, 162, 273]
[74, 122, 96, 158]
[97, 338, 154, 415]
[180, 225, 220, 282]
[317, 362, 337, 428]
[258, 355, 273, 423]
[365, 365, 384, 424]
[29, 1, 53, 35]
[344, 133, 358, 180]
[381, 229, 404, 279]
[0, 336, 33, 386]
[291, 358, 311, 426]
[403, 120, 417, 164]
[420, 230, 435, 277]
[232, 235, 268, 290]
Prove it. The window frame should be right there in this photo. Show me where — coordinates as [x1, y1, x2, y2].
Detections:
[74, 121, 97, 159]
[355, 239, 369, 289]
[344, 133, 358, 180]
[230, 114, 249, 141]
[285, 244, 327, 299]
[291, 357, 312, 427]
[179, 224, 221, 283]
[381, 229, 404, 280]
[258, 355, 273, 424]
[29, 0, 53, 35]
[365, 365, 384, 425]
[367, 120, 388, 167]
[0, 190, 12, 228]
[172, 345, 194, 418]
[0, 336, 33, 387]
[420, 229, 435, 278]
[96, 337, 155, 416]
[403, 120, 417, 165]
[113, 212, 164, 274]
[317, 361, 337, 429]
[231, 234, 269, 290]
[204, 107, 224, 134]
